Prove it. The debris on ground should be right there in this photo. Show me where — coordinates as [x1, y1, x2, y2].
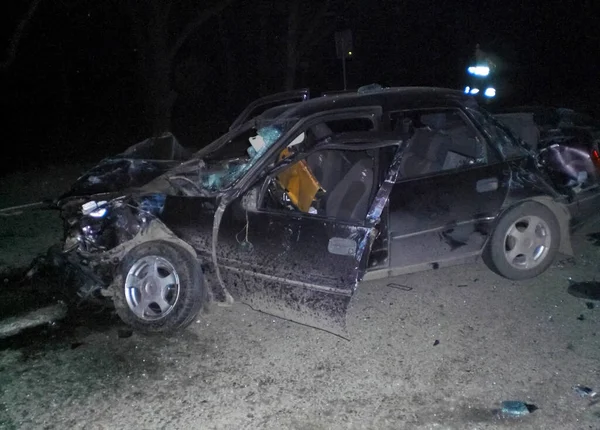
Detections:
[573, 385, 597, 399]
[500, 400, 537, 417]
[554, 257, 577, 268]
[386, 283, 412, 291]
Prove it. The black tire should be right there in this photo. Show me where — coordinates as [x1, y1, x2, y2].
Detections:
[486, 201, 560, 280]
[113, 241, 205, 333]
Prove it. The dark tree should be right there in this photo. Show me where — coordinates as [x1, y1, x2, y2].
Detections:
[126, 0, 235, 135]
[1, 0, 44, 71]
[283, 0, 332, 90]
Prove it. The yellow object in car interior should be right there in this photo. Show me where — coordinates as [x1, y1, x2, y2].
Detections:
[277, 148, 322, 212]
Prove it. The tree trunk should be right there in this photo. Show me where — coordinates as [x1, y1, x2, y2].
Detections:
[284, 0, 300, 90]
[218, 13, 235, 106]
[147, 0, 175, 135]
[257, 0, 271, 95]
[128, 0, 234, 135]
[0, 0, 44, 71]
[148, 62, 177, 135]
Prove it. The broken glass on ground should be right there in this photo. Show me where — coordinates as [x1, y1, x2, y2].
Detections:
[573, 385, 597, 399]
[499, 401, 537, 417]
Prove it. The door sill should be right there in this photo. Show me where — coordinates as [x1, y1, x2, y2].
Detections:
[363, 251, 481, 281]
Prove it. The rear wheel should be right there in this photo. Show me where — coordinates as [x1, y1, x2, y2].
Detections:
[487, 202, 560, 280]
[113, 241, 205, 333]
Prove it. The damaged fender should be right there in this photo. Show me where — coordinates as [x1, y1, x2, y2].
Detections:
[101, 219, 199, 294]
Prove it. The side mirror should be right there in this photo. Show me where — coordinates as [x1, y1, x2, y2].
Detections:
[230, 185, 260, 223]
[241, 186, 260, 212]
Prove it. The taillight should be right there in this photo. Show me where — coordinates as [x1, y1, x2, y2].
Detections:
[592, 149, 600, 169]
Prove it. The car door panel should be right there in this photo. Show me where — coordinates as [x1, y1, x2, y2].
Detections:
[214, 208, 374, 334]
[387, 162, 510, 269]
[211, 146, 401, 335]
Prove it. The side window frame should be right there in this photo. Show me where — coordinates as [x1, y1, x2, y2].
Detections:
[235, 106, 383, 192]
[229, 89, 310, 131]
[389, 106, 498, 180]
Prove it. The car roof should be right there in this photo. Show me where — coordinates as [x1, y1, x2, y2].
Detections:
[271, 87, 478, 121]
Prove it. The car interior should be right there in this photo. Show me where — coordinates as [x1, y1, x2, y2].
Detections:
[393, 110, 487, 178]
[264, 121, 380, 223]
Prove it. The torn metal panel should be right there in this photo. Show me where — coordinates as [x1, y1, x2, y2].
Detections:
[504, 158, 562, 200]
[367, 145, 404, 224]
[59, 133, 191, 199]
[57, 194, 198, 300]
[539, 143, 600, 191]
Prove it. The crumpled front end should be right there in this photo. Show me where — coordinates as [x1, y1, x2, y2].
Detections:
[56, 193, 177, 302]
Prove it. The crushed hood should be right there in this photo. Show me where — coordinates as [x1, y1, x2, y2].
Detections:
[59, 133, 192, 200]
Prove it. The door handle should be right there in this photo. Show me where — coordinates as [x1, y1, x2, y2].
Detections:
[476, 177, 498, 193]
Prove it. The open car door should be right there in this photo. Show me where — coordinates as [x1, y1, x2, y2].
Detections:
[229, 89, 310, 132]
[213, 125, 403, 336]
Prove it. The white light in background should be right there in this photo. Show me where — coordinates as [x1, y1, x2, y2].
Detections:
[467, 66, 490, 77]
[484, 87, 496, 98]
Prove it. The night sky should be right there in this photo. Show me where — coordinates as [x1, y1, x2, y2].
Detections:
[1, 0, 598, 174]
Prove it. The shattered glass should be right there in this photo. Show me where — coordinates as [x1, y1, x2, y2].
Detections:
[201, 125, 283, 191]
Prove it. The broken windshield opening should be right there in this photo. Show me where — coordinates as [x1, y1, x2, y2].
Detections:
[158, 108, 381, 197]
[167, 115, 305, 194]
[199, 122, 289, 191]
[189, 113, 360, 193]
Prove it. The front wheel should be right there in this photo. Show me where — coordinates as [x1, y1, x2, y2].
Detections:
[486, 201, 560, 280]
[113, 241, 205, 333]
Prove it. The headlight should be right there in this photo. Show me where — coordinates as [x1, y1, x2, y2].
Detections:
[82, 200, 108, 218]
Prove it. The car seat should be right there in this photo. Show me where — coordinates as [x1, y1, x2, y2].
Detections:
[306, 151, 347, 193]
[326, 158, 374, 221]
[399, 128, 448, 177]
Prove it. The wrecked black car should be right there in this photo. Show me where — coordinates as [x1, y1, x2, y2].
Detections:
[53, 87, 600, 335]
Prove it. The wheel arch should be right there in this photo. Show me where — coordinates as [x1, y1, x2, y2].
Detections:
[105, 220, 202, 294]
[109, 222, 207, 332]
[495, 196, 573, 256]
